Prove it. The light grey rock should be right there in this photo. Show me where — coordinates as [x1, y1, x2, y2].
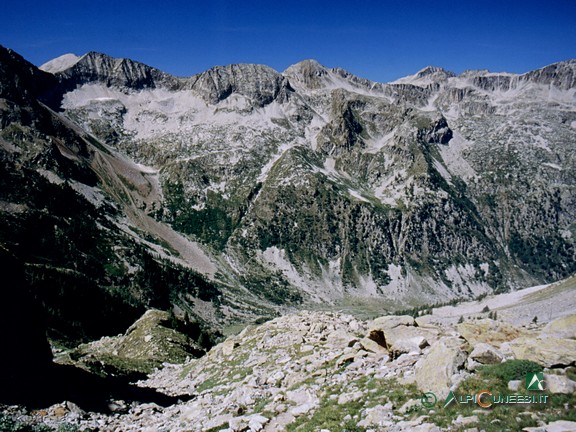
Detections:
[541, 315, 576, 340]
[508, 337, 576, 367]
[415, 337, 467, 397]
[469, 342, 504, 364]
[543, 374, 576, 394]
[523, 420, 576, 432]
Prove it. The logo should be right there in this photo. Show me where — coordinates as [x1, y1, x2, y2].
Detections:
[526, 372, 545, 391]
[443, 391, 456, 408]
[421, 392, 437, 408]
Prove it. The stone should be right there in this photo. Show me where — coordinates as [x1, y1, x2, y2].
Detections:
[508, 337, 576, 367]
[508, 380, 522, 391]
[387, 326, 436, 356]
[455, 415, 479, 426]
[357, 403, 393, 427]
[370, 315, 416, 330]
[543, 374, 576, 394]
[220, 339, 240, 356]
[360, 337, 388, 354]
[469, 343, 504, 364]
[523, 420, 576, 432]
[228, 416, 248, 431]
[325, 329, 359, 348]
[541, 314, 576, 340]
[457, 319, 529, 347]
[415, 337, 467, 397]
[337, 391, 363, 405]
[247, 414, 269, 431]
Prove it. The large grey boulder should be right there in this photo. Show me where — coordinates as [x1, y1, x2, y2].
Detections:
[508, 337, 576, 367]
[415, 337, 467, 397]
[543, 374, 576, 394]
[469, 343, 505, 365]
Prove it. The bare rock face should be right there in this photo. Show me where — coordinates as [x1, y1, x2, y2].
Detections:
[54, 51, 181, 91]
[185, 63, 294, 106]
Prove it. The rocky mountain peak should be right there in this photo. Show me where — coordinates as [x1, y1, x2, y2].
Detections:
[185, 63, 294, 106]
[283, 59, 330, 89]
[415, 65, 456, 79]
[392, 65, 455, 87]
[51, 51, 181, 91]
[521, 59, 576, 90]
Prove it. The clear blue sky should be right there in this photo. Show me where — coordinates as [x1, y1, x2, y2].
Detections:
[2, 0, 575, 83]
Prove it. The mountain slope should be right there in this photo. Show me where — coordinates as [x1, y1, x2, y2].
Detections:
[2, 46, 575, 335]
[44, 52, 576, 308]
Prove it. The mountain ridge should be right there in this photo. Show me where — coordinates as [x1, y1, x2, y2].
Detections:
[1, 44, 575, 343]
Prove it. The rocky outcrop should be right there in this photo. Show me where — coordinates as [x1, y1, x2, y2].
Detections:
[62, 310, 207, 378]
[521, 59, 576, 90]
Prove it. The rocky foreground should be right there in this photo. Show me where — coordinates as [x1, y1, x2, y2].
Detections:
[2, 297, 576, 432]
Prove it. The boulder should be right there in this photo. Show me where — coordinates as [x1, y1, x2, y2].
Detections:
[386, 326, 438, 356]
[369, 315, 416, 331]
[541, 314, 576, 340]
[457, 319, 529, 347]
[415, 337, 467, 397]
[543, 374, 576, 394]
[468, 343, 504, 365]
[508, 337, 576, 367]
[360, 337, 388, 354]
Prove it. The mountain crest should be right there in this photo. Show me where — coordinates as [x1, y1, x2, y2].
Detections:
[49, 51, 181, 91]
[186, 63, 294, 106]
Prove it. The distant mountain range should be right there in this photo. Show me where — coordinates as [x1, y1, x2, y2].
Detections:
[1, 46, 575, 351]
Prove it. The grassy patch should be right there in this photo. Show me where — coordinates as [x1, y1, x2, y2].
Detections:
[424, 360, 576, 431]
[287, 376, 421, 432]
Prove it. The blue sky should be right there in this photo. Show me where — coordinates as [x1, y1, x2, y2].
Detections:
[2, 0, 575, 83]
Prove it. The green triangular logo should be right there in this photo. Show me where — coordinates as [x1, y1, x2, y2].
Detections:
[526, 372, 545, 391]
[443, 390, 457, 408]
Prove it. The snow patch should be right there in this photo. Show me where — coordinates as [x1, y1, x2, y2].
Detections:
[40, 53, 80, 73]
[541, 162, 562, 170]
[36, 169, 65, 185]
[348, 189, 369, 202]
[68, 181, 106, 207]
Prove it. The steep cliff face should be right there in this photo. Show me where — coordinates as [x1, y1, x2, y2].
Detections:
[185, 63, 294, 106]
[3, 46, 576, 321]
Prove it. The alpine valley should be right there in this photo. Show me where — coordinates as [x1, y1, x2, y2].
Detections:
[1, 45, 576, 418]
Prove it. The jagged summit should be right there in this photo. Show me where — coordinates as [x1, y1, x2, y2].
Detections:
[185, 63, 293, 106]
[46, 51, 181, 91]
[415, 66, 456, 79]
[283, 59, 330, 89]
[392, 66, 456, 86]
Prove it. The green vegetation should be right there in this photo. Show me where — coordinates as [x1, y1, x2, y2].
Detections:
[287, 376, 420, 432]
[0, 414, 84, 432]
[424, 360, 576, 431]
